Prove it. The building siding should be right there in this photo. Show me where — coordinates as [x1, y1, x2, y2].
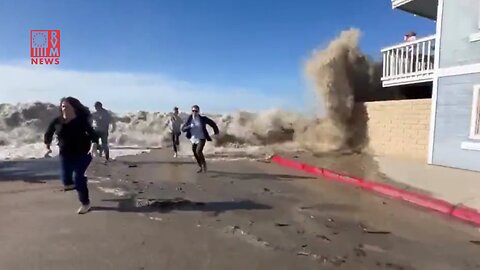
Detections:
[432, 74, 480, 171]
[439, 0, 480, 68]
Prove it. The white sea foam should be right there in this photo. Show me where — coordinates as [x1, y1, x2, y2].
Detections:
[0, 102, 300, 161]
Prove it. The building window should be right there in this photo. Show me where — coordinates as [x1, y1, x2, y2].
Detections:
[470, 0, 480, 42]
[469, 85, 480, 139]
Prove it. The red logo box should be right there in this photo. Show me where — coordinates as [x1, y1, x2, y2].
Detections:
[30, 30, 60, 65]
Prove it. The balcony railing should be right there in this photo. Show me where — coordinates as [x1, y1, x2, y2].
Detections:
[381, 35, 436, 87]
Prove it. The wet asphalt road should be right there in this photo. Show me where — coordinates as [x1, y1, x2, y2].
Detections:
[1, 149, 480, 270]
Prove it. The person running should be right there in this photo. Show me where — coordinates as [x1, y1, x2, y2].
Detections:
[91, 101, 116, 161]
[182, 105, 219, 173]
[164, 106, 183, 158]
[44, 97, 99, 214]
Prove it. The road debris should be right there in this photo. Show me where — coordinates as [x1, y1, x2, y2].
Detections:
[364, 230, 391, 234]
[363, 245, 386, 253]
[313, 255, 329, 264]
[136, 197, 192, 209]
[358, 222, 391, 234]
[385, 262, 405, 270]
[275, 222, 290, 227]
[330, 256, 347, 266]
[224, 225, 271, 248]
[97, 187, 129, 197]
[316, 235, 331, 243]
[296, 251, 310, 256]
[358, 222, 367, 230]
[149, 216, 163, 222]
[354, 247, 367, 257]
[361, 244, 386, 253]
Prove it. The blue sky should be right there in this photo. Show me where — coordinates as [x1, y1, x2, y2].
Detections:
[0, 0, 435, 113]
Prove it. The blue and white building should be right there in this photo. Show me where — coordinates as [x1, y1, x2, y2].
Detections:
[382, 0, 480, 171]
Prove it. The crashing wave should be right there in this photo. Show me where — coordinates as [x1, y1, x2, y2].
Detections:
[1, 28, 398, 161]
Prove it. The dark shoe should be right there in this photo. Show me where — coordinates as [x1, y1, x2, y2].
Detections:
[196, 167, 203, 173]
[202, 164, 207, 173]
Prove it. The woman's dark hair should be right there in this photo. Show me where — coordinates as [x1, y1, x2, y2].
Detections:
[59, 96, 91, 119]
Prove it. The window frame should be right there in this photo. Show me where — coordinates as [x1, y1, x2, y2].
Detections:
[470, 0, 480, 42]
[469, 84, 480, 140]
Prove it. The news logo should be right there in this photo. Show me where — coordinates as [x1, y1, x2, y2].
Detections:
[30, 30, 60, 65]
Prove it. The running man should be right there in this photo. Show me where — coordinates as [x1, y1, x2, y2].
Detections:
[182, 105, 219, 173]
[91, 101, 116, 161]
[164, 106, 183, 158]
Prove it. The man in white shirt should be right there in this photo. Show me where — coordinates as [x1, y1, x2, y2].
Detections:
[164, 107, 183, 158]
[91, 101, 116, 161]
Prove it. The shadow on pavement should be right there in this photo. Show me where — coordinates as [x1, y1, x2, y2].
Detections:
[122, 161, 196, 166]
[208, 170, 315, 181]
[0, 158, 59, 183]
[93, 197, 272, 216]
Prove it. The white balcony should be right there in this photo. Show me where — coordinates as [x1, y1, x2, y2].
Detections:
[381, 35, 436, 88]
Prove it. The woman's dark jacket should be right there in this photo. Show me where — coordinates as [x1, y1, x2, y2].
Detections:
[44, 116, 99, 158]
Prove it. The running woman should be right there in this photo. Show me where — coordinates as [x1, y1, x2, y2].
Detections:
[44, 97, 99, 214]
